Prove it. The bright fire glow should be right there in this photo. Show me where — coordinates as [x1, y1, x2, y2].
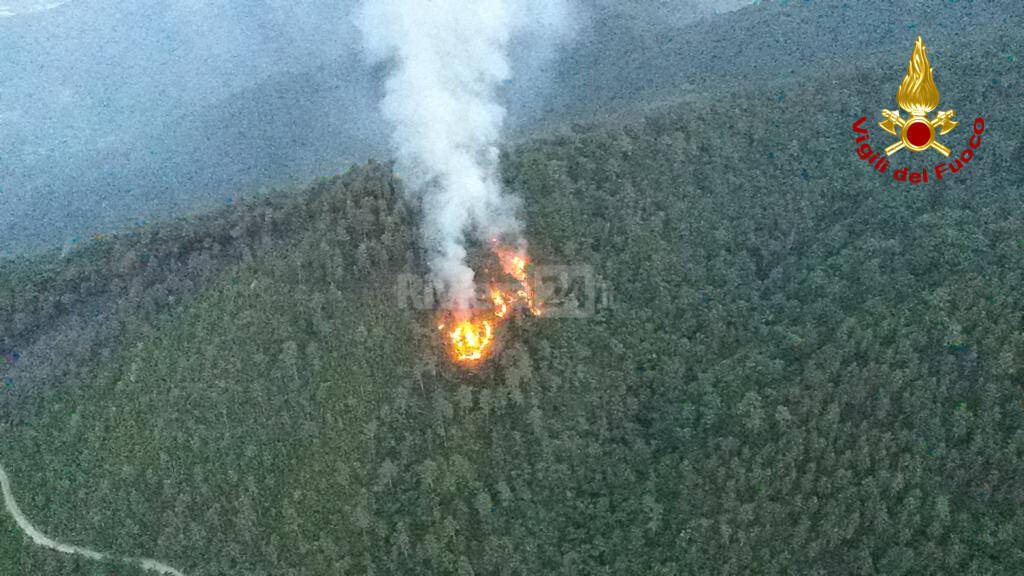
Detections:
[440, 244, 542, 364]
[492, 289, 508, 318]
[495, 247, 543, 317]
[449, 320, 493, 362]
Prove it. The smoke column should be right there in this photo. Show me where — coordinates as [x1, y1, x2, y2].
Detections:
[355, 0, 568, 310]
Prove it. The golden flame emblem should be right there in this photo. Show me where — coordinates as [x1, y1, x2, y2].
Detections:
[879, 36, 958, 156]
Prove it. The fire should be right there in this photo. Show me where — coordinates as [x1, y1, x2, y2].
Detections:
[494, 246, 543, 317]
[439, 244, 542, 363]
[492, 288, 508, 318]
[449, 320, 494, 362]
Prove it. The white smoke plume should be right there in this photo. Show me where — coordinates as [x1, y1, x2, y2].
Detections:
[355, 0, 570, 310]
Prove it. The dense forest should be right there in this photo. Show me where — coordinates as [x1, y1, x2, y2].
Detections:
[2, 1, 1024, 575]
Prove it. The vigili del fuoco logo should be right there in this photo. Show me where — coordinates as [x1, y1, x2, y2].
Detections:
[853, 36, 985, 183]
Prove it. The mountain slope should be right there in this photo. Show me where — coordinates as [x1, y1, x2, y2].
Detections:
[2, 10, 1024, 570]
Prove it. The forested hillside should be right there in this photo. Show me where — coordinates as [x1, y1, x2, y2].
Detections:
[3, 2, 1024, 575]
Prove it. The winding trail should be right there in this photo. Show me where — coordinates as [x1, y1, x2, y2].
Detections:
[0, 460, 187, 576]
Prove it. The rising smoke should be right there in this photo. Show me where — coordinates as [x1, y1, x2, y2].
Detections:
[355, 0, 570, 310]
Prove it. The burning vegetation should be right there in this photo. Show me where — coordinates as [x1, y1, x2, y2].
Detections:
[438, 243, 542, 364]
[447, 320, 494, 362]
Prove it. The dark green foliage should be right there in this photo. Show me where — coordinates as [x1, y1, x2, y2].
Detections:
[2, 3, 1024, 575]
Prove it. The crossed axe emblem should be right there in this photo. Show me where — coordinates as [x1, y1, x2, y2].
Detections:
[878, 109, 958, 156]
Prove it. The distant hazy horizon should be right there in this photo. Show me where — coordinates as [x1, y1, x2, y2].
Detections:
[0, 0, 73, 17]
[0, 0, 754, 256]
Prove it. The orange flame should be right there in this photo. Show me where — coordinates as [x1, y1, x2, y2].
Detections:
[440, 244, 542, 364]
[495, 247, 543, 317]
[449, 320, 493, 362]
[492, 288, 508, 318]
[897, 36, 940, 116]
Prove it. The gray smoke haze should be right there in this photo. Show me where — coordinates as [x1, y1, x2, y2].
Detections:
[0, 1, 73, 17]
[0, 0, 753, 257]
[355, 0, 572, 309]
